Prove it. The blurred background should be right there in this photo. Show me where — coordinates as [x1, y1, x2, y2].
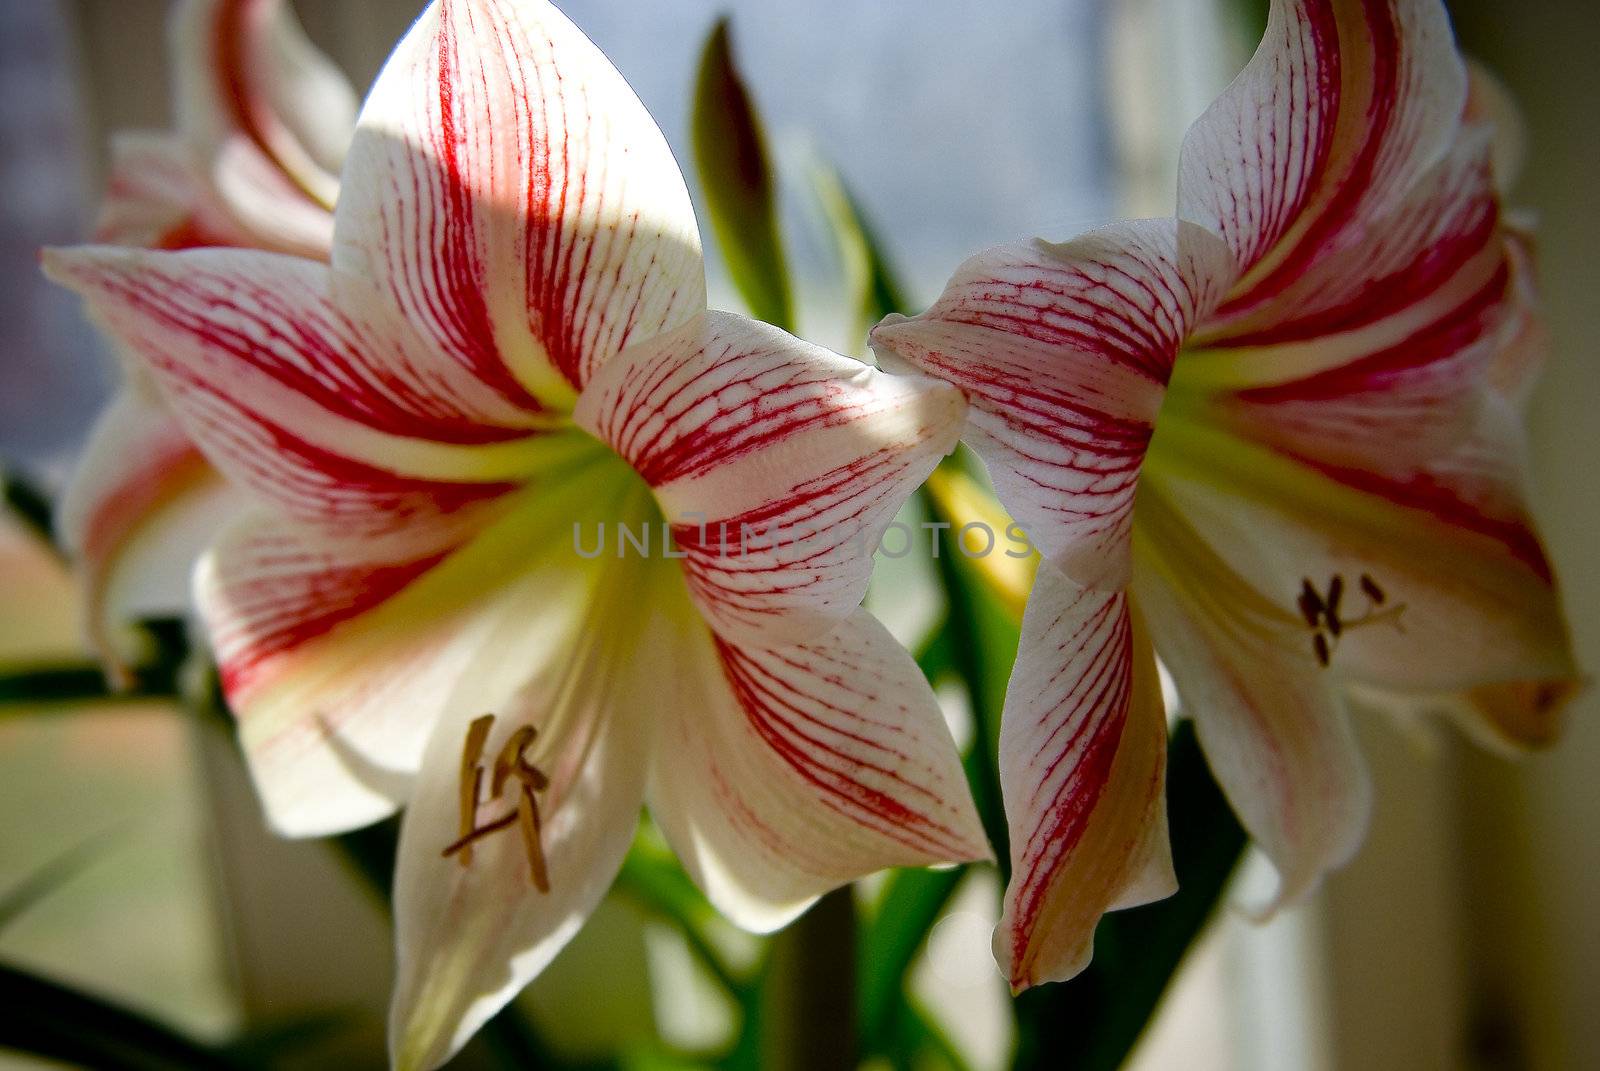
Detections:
[1, 1, 1596, 1068]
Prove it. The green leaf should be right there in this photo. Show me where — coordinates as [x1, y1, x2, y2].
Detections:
[692, 18, 794, 332]
[806, 159, 911, 338]
[0, 827, 125, 933]
[1, 467, 58, 551]
[1011, 720, 1247, 1070]
[857, 866, 962, 1049]
[0, 961, 252, 1071]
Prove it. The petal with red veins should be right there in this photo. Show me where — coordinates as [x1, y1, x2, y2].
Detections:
[1146, 408, 1577, 739]
[58, 388, 242, 679]
[42, 245, 566, 542]
[334, 0, 705, 411]
[868, 220, 1234, 588]
[202, 452, 645, 836]
[1180, 0, 1468, 333]
[94, 133, 261, 251]
[645, 603, 991, 932]
[1133, 481, 1371, 909]
[576, 310, 965, 644]
[173, 0, 356, 211]
[996, 565, 1173, 990]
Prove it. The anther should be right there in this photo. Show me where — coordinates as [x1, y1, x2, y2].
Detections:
[446, 713, 553, 891]
[1298, 579, 1324, 629]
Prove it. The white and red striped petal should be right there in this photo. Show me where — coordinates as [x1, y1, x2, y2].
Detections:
[333, 0, 705, 412]
[1146, 405, 1576, 738]
[43, 245, 555, 543]
[173, 0, 355, 212]
[869, 220, 1234, 588]
[201, 455, 645, 836]
[1133, 483, 1371, 908]
[199, 515, 470, 834]
[94, 133, 262, 251]
[1180, 0, 1468, 335]
[1198, 122, 1502, 350]
[58, 387, 241, 680]
[577, 310, 965, 644]
[996, 567, 1172, 990]
[646, 605, 991, 932]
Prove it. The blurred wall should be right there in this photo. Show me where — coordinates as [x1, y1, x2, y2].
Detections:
[1444, 3, 1600, 1068]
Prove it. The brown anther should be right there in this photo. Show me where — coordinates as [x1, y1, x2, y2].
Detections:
[516, 789, 550, 893]
[455, 715, 495, 867]
[1298, 579, 1325, 628]
[1360, 573, 1386, 606]
[1313, 632, 1331, 667]
[1325, 575, 1344, 622]
[446, 713, 553, 892]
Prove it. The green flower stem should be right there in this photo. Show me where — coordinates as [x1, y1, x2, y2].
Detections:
[758, 888, 857, 1071]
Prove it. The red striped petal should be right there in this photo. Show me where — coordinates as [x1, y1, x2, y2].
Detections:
[58, 387, 240, 679]
[175, 0, 354, 211]
[44, 246, 547, 542]
[869, 220, 1235, 588]
[198, 451, 645, 838]
[199, 515, 471, 833]
[333, 0, 704, 411]
[94, 133, 262, 251]
[1181, 0, 1471, 338]
[997, 568, 1173, 990]
[577, 310, 965, 644]
[648, 607, 991, 931]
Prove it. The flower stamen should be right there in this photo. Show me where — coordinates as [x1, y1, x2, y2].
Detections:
[1299, 573, 1407, 667]
[444, 714, 552, 892]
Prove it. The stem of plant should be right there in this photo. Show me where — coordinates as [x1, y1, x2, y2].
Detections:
[761, 886, 858, 1071]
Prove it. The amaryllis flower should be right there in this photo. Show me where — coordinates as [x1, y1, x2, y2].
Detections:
[96, 0, 353, 256]
[870, 0, 1578, 990]
[46, 0, 988, 1064]
[65, 0, 354, 675]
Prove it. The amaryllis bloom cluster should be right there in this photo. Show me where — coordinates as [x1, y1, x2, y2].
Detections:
[64, 0, 354, 676]
[872, 0, 1578, 990]
[46, 0, 988, 1066]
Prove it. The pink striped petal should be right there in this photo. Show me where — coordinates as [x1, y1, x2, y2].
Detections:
[576, 310, 965, 644]
[868, 220, 1234, 588]
[997, 567, 1173, 990]
[198, 451, 643, 837]
[173, 0, 355, 211]
[94, 133, 263, 251]
[58, 388, 240, 680]
[198, 516, 470, 834]
[334, 0, 705, 411]
[1134, 483, 1371, 908]
[1147, 406, 1576, 744]
[646, 606, 991, 931]
[1182, 0, 1471, 339]
[43, 245, 553, 543]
